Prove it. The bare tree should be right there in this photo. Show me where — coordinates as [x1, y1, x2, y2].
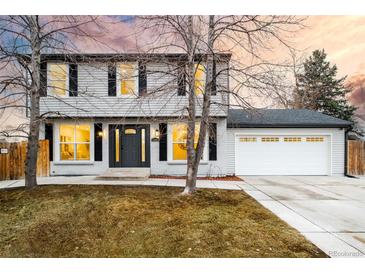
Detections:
[137, 15, 303, 194]
[0, 16, 102, 188]
[258, 50, 305, 109]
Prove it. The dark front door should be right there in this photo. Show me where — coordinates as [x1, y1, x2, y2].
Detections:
[121, 126, 140, 167]
[109, 124, 150, 168]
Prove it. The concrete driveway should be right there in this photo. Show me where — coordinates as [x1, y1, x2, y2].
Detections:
[242, 176, 365, 258]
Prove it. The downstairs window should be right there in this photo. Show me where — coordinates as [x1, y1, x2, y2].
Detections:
[172, 123, 200, 160]
[59, 124, 90, 161]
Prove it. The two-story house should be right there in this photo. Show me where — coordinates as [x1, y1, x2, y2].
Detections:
[39, 53, 352, 177]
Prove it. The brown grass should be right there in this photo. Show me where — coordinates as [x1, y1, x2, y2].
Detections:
[0, 185, 326, 258]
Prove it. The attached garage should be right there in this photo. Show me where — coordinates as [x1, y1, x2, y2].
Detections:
[235, 134, 330, 175]
[227, 109, 352, 176]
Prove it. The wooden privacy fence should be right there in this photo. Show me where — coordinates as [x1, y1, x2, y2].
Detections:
[347, 140, 365, 176]
[0, 140, 49, 181]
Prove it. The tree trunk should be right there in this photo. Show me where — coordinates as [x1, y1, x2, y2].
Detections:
[183, 16, 215, 195]
[183, 16, 197, 195]
[25, 115, 40, 188]
[25, 16, 41, 189]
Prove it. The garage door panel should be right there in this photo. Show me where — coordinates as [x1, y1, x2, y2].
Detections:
[235, 135, 330, 175]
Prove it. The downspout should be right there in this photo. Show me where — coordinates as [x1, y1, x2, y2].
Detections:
[344, 127, 358, 178]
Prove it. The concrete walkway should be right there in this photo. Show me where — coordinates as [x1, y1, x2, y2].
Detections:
[0, 176, 252, 191]
[242, 176, 365, 258]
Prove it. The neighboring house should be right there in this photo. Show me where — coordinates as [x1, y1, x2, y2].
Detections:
[38, 54, 352, 177]
[349, 115, 365, 140]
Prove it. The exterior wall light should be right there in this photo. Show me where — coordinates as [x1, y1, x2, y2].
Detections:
[152, 129, 160, 141]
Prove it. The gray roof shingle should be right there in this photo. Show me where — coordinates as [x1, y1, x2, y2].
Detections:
[227, 109, 352, 128]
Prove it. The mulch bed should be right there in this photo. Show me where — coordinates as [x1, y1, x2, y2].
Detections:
[149, 175, 243, 181]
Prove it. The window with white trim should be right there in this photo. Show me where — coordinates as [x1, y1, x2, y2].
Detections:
[240, 137, 257, 142]
[194, 64, 206, 95]
[48, 63, 68, 97]
[118, 62, 137, 96]
[261, 137, 279, 142]
[306, 137, 324, 142]
[59, 124, 90, 161]
[171, 123, 200, 160]
[284, 137, 302, 142]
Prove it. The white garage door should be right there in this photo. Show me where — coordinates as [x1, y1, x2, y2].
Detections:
[235, 135, 330, 175]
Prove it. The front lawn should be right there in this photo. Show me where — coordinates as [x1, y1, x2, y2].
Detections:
[0, 185, 326, 257]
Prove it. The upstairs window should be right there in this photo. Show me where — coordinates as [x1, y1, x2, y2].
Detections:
[119, 63, 137, 96]
[194, 64, 206, 95]
[59, 124, 90, 161]
[48, 63, 68, 97]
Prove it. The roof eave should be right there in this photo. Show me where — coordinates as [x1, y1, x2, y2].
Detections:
[36, 53, 232, 63]
[227, 123, 352, 129]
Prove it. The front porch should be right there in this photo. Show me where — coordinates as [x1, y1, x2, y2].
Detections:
[96, 168, 150, 181]
[46, 118, 227, 177]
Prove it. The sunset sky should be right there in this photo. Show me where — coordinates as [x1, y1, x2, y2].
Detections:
[294, 16, 365, 77]
[270, 16, 365, 113]
[89, 16, 365, 112]
[69, 16, 365, 78]
[2, 15, 365, 131]
[292, 16, 365, 114]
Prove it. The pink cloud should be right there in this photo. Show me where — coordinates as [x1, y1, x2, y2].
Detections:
[347, 74, 365, 115]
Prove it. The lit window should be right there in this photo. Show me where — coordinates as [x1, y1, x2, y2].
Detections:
[172, 123, 200, 160]
[60, 124, 90, 161]
[141, 128, 146, 162]
[125, 128, 136, 134]
[306, 137, 324, 142]
[119, 63, 136, 95]
[261, 137, 279, 142]
[115, 129, 120, 162]
[49, 64, 67, 96]
[240, 137, 256, 142]
[194, 64, 206, 95]
[284, 137, 302, 142]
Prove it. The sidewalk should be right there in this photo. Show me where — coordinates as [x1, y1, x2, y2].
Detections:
[0, 176, 253, 191]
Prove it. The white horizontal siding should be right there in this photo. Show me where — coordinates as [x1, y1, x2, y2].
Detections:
[40, 96, 228, 117]
[150, 118, 228, 176]
[47, 117, 228, 176]
[78, 64, 108, 97]
[40, 61, 229, 118]
[226, 128, 346, 176]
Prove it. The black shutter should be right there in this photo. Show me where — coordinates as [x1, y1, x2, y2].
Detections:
[177, 64, 186, 96]
[40, 62, 47, 97]
[69, 64, 78, 97]
[108, 65, 116, 96]
[211, 60, 217, 95]
[138, 62, 147, 96]
[209, 123, 217, 161]
[94, 123, 103, 161]
[159, 123, 167, 161]
[45, 123, 53, 161]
